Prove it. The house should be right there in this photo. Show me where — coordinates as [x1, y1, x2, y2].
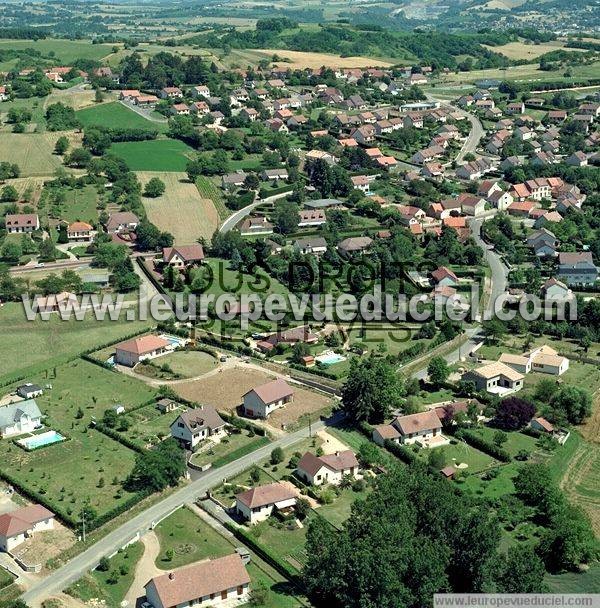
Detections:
[5, 214, 39, 234]
[16, 384, 43, 399]
[163, 245, 205, 268]
[557, 252, 598, 286]
[411, 146, 443, 165]
[240, 217, 273, 236]
[431, 266, 458, 287]
[67, 221, 93, 242]
[350, 125, 376, 145]
[0, 86, 8, 102]
[156, 398, 179, 413]
[119, 89, 141, 102]
[160, 86, 183, 100]
[0, 505, 54, 552]
[242, 379, 294, 419]
[134, 95, 159, 107]
[337, 236, 372, 255]
[506, 101, 525, 114]
[542, 277, 571, 300]
[459, 194, 486, 216]
[114, 335, 171, 367]
[0, 399, 42, 438]
[106, 211, 139, 234]
[221, 171, 247, 190]
[261, 168, 288, 182]
[298, 210, 326, 227]
[145, 554, 250, 608]
[170, 406, 226, 450]
[236, 482, 297, 524]
[498, 353, 531, 375]
[477, 180, 502, 199]
[372, 424, 401, 446]
[534, 211, 563, 229]
[376, 156, 400, 171]
[351, 175, 370, 193]
[190, 100, 209, 115]
[507, 200, 537, 218]
[461, 362, 524, 395]
[294, 237, 327, 256]
[191, 85, 211, 98]
[527, 228, 557, 258]
[296, 450, 359, 486]
[547, 110, 567, 123]
[527, 345, 569, 376]
[488, 189, 513, 211]
[391, 410, 447, 447]
[566, 151, 588, 167]
[305, 150, 337, 166]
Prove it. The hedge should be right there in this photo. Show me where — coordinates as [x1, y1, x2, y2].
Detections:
[92, 422, 146, 454]
[384, 439, 419, 465]
[455, 429, 511, 462]
[224, 522, 302, 582]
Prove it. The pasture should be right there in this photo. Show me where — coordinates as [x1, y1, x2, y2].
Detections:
[0, 38, 114, 65]
[76, 101, 166, 132]
[139, 171, 219, 242]
[111, 139, 193, 171]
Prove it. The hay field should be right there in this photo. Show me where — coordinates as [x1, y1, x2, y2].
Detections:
[0, 133, 67, 176]
[139, 171, 219, 243]
[483, 40, 584, 60]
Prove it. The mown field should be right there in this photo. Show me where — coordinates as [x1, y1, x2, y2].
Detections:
[0, 302, 151, 383]
[139, 171, 219, 242]
[111, 139, 193, 171]
[76, 101, 167, 133]
[0, 133, 64, 176]
[0, 38, 114, 67]
[482, 40, 584, 60]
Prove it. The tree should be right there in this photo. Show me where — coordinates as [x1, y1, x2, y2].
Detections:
[547, 385, 591, 425]
[427, 449, 445, 471]
[97, 556, 110, 572]
[66, 147, 92, 168]
[427, 356, 450, 387]
[249, 580, 270, 606]
[482, 318, 506, 343]
[54, 136, 69, 155]
[494, 397, 535, 430]
[124, 439, 186, 492]
[270, 446, 284, 465]
[496, 545, 547, 593]
[1, 241, 22, 263]
[493, 430, 508, 446]
[273, 200, 300, 234]
[143, 177, 166, 198]
[341, 356, 403, 423]
[296, 497, 311, 520]
[1, 185, 18, 202]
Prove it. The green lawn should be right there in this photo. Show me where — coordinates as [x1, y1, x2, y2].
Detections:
[158, 350, 218, 377]
[109, 138, 194, 171]
[545, 564, 600, 593]
[58, 185, 99, 224]
[0, 302, 152, 383]
[0, 567, 15, 591]
[76, 102, 167, 133]
[65, 541, 143, 606]
[119, 403, 181, 449]
[189, 430, 271, 469]
[0, 359, 156, 519]
[317, 485, 370, 528]
[0, 38, 114, 64]
[471, 427, 540, 459]
[249, 517, 309, 571]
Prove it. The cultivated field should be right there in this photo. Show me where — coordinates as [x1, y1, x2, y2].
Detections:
[483, 40, 583, 60]
[174, 365, 333, 428]
[0, 133, 65, 176]
[111, 139, 194, 171]
[139, 171, 219, 242]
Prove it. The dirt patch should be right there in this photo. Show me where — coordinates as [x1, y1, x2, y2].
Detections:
[316, 430, 350, 455]
[259, 49, 395, 69]
[14, 520, 76, 572]
[174, 365, 333, 429]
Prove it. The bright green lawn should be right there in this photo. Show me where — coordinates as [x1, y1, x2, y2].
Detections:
[0, 38, 114, 64]
[65, 541, 143, 606]
[0, 567, 15, 591]
[0, 302, 152, 383]
[159, 350, 218, 377]
[189, 430, 271, 468]
[59, 185, 99, 223]
[109, 138, 194, 171]
[545, 564, 600, 593]
[76, 102, 166, 133]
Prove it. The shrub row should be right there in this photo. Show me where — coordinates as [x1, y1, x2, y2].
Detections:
[218, 411, 267, 437]
[92, 422, 145, 454]
[455, 429, 511, 462]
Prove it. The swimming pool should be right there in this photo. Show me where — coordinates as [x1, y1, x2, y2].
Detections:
[316, 352, 347, 366]
[18, 431, 65, 450]
[160, 334, 187, 347]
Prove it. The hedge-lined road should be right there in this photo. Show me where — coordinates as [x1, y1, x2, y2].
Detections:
[22, 418, 326, 607]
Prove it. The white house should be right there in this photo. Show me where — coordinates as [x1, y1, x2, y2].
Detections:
[528, 345, 569, 376]
[390, 410, 447, 447]
[114, 335, 171, 367]
[144, 554, 250, 608]
[170, 406, 226, 450]
[5, 214, 39, 234]
[461, 362, 524, 395]
[0, 505, 54, 552]
[0, 400, 42, 438]
[294, 237, 328, 256]
[242, 379, 294, 418]
[296, 450, 359, 486]
[162, 244, 205, 269]
[16, 384, 43, 399]
[235, 482, 297, 524]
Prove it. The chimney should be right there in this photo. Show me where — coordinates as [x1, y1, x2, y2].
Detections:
[169, 572, 174, 580]
[335, 451, 340, 456]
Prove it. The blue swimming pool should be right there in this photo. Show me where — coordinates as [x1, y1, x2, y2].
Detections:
[316, 353, 347, 366]
[18, 431, 65, 450]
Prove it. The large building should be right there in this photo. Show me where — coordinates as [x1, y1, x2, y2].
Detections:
[145, 553, 250, 608]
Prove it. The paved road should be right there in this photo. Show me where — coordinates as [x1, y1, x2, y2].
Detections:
[219, 190, 294, 233]
[22, 419, 326, 606]
[119, 99, 168, 124]
[9, 260, 91, 275]
[412, 214, 508, 380]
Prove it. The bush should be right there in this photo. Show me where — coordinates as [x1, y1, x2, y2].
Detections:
[455, 429, 510, 462]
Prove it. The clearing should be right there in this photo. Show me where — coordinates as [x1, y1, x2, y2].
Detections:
[110, 139, 194, 172]
[139, 171, 219, 242]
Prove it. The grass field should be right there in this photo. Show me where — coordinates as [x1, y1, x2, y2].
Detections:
[110, 139, 194, 172]
[139, 171, 219, 242]
[58, 184, 99, 223]
[0, 38, 114, 66]
[0, 302, 152, 383]
[195, 176, 230, 221]
[65, 541, 143, 606]
[0, 133, 64, 176]
[482, 40, 583, 60]
[0, 359, 156, 519]
[189, 429, 270, 468]
[0, 566, 15, 591]
[76, 101, 166, 133]
[545, 564, 600, 593]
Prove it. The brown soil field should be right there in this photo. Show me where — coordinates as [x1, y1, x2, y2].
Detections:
[174, 365, 333, 429]
[241, 48, 395, 69]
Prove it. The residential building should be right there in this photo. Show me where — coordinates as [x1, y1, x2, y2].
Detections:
[391, 410, 446, 447]
[242, 379, 294, 418]
[431, 266, 458, 287]
[145, 554, 250, 608]
[298, 210, 326, 227]
[67, 221, 93, 242]
[0, 505, 54, 552]
[114, 335, 171, 367]
[221, 171, 247, 190]
[235, 482, 297, 524]
[163, 245, 205, 268]
[337, 236, 372, 255]
[461, 362, 524, 395]
[16, 384, 43, 399]
[557, 252, 598, 286]
[296, 450, 359, 486]
[542, 277, 571, 300]
[5, 214, 39, 234]
[0, 399, 42, 438]
[106, 211, 139, 234]
[294, 237, 327, 256]
[240, 217, 274, 236]
[170, 406, 226, 450]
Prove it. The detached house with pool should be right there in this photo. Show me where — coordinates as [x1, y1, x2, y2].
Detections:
[114, 335, 171, 367]
[0, 399, 42, 438]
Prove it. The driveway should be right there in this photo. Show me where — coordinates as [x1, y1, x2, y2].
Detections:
[123, 532, 161, 608]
